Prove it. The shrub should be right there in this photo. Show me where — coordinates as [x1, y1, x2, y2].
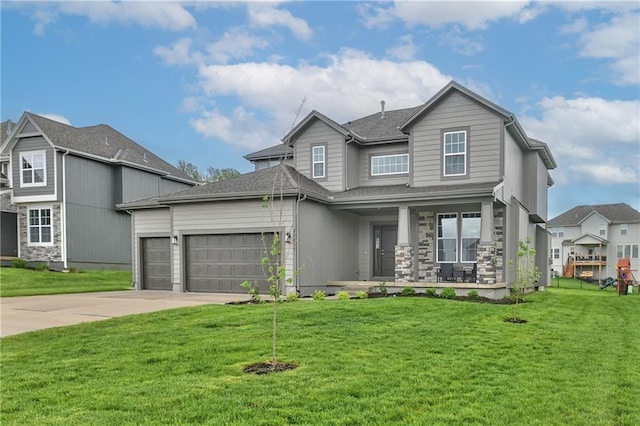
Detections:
[11, 258, 27, 269]
[286, 293, 299, 302]
[241, 281, 262, 303]
[35, 263, 49, 272]
[337, 291, 350, 300]
[440, 287, 457, 299]
[312, 290, 326, 301]
[468, 290, 480, 301]
[379, 281, 388, 296]
[356, 291, 368, 299]
[68, 267, 78, 274]
[401, 286, 416, 297]
[425, 288, 437, 297]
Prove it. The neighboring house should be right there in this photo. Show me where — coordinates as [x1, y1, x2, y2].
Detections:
[548, 203, 640, 280]
[0, 112, 196, 270]
[120, 81, 556, 298]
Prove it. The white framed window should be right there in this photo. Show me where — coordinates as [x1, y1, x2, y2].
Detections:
[633, 244, 639, 259]
[621, 224, 628, 236]
[552, 248, 560, 259]
[617, 244, 638, 259]
[28, 207, 52, 245]
[443, 130, 467, 176]
[551, 227, 564, 238]
[371, 153, 409, 176]
[461, 212, 481, 262]
[20, 150, 46, 187]
[437, 213, 458, 262]
[312, 145, 325, 179]
[599, 224, 606, 236]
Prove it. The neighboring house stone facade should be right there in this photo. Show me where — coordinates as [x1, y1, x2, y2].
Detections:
[121, 81, 556, 298]
[0, 113, 196, 270]
[548, 203, 640, 281]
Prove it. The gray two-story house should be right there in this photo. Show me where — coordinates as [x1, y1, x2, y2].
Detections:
[0, 112, 196, 270]
[120, 81, 556, 298]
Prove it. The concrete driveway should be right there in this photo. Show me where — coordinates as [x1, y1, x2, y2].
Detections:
[0, 290, 251, 338]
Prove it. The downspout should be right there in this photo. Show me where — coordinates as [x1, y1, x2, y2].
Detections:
[61, 150, 70, 269]
[344, 134, 355, 190]
[125, 209, 135, 289]
[295, 192, 307, 294]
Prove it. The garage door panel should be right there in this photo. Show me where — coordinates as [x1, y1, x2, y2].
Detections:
[142, 237, 172, 290]
[185, 233, 276, 293]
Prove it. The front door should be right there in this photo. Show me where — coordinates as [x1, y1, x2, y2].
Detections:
[373, 225, 397, 278]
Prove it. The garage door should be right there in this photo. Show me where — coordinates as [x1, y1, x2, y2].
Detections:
[141, 237, 171, 290]
[185, 233, 276, 293]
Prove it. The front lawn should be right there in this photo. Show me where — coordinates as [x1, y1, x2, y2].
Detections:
[2, 286, 638, 425]
[0, 268, 132, 297]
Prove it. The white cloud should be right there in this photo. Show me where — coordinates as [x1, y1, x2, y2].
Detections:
[247, 3, 312, 40]
[190, 49, 452, 149]
[386, 35, 418, 61]
[361, 0, 533, 30]
[32, 1, 196, 33]
[206, 28, 269, 64]
[576, 12, 640, 85]
[154, 38, 200, 66]
[522, 96, 640, 185]
[37, 113, 71, 126]
[439, 27, 484, 56]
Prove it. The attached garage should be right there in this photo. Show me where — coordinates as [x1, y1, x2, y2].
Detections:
[141, 237, 171, 290]
[185, 233, 276, 293]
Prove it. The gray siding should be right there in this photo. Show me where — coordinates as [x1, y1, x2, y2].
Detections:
[503, 131, 524, 203]
[294, 120, 344, 191]
[298, 202, 359, 294]
[359, 144, 409, 187]
[346, 143, 359, 189]
[160, 177, 193, 194]
[411, 91, 502, 187]
[12, 137, 56, 197]
[65, 155, 131, 265]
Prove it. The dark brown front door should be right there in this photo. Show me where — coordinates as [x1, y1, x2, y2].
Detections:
[373, 225, 397, 278]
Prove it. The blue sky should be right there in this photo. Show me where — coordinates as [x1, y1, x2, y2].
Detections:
[1, 1, 639, 218]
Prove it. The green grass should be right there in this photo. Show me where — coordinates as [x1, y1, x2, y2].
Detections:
[0, 268, 132, 297]
[2, 287, 638, 425]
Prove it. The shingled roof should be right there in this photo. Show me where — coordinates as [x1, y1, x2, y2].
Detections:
[243, 143, 293, 161]
[15, 113, 193, 183]
[548, 203, 640, 226]
[342, 106, 417, 142]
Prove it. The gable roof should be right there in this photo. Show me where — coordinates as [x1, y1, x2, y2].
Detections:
[342, 106, 417, 143]
[282, 110, 349, 145]
[549, 203, 640, 226]
[4, 112, 194, 183]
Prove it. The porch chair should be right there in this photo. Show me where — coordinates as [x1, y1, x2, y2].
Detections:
[466, 263, 477, 283]
[437, 263, 454, 282]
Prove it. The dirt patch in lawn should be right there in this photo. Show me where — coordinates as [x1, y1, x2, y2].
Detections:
[244, 361, 298, 375]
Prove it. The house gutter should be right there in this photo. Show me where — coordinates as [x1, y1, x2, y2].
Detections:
[61, 150, 69, 269]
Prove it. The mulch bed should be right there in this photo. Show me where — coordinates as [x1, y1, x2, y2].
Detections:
[244, 361, 298, 375]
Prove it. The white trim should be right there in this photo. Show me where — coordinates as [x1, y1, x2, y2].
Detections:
[12, 194, 58, 203]
[437, 212, 458, 263]
[312, 145, 325, 179]
[27, 204, 54, 247]
[19, 150, 47, 187]
[443, 130, 467, 177]
[461, 212, 481, 263]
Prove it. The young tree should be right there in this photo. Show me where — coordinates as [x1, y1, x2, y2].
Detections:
[510, 237, 540, 321]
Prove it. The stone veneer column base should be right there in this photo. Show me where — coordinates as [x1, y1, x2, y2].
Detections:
[477, 243, 496, 284]
[395, 244, 414, 283]
[417, 211, 435, 280]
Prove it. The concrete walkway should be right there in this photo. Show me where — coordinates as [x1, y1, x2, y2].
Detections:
[0, 290, 251, 338]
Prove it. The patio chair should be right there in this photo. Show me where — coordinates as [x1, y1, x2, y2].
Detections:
[466, 263, 477, 283]
[437, 263, 454, 282]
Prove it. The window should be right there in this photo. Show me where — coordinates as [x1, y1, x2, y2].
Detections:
[312, 145, 325, 178]
[617, 244, 639, 259]
[20, 151, 46, 187]
[28, 207, 52, 245]
[599, 224, 606, 236]
[437, 213, 458, 262]
[621, 224, 628, 236]
[371, 153, 409, 176]
[443, 130, 466, 176]
[551, 227, 564, 238]
[552, 248, 560, 259]
[461, 213, 481, 262]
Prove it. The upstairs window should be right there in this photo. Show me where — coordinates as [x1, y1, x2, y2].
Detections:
[599, 224, 606, 236]
[621, 224, 628, 236]
[371, 153, 409, 176]
[20, 150, 46, 187]
[552, 248, 560, 259]
[29, 207, 52, 245]
[551, 227, 564, 238]
[443, 130, 467, 177]
[312, 145, 325, 179]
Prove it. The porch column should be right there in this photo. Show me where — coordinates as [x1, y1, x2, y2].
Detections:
[477, 201, 497, 284]
[395, 206, 413, 283]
